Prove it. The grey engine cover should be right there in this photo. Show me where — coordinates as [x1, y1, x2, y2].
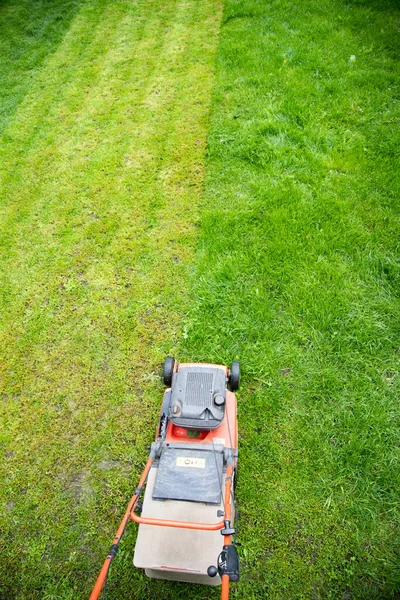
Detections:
[169, 366, 226, 430]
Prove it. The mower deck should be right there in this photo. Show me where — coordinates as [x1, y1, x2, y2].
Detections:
[134, 467, 231, 585]
[133, 363, 238, 585]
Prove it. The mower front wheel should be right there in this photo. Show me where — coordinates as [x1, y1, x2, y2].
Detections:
[163, 356, 176, 386]
[230, 361, 240, 391]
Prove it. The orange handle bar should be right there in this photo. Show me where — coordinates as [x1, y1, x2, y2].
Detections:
[221, 464, 234, 599]
[221, 574, 230, 600]
[90, 461, 235, 600]
[89, 457, 153, 600]
[130, 513, 225, 530]
[130, 463, 234, 532]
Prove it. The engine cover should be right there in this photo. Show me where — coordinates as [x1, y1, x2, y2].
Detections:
[169, 366, 226, 430]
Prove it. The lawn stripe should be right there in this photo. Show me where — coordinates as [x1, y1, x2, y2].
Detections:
[0, 0, 85, 133]
[0, 0, 223, 597]
[181, 0, 400, 598]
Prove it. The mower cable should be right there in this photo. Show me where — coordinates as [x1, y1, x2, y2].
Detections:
[225, 410, 238, 543]
[100, 485, 144, 600]
[90, 456, 153, 600]
[211, 432, 224, 509]
[101, 522, 127, 599]
[102, 564, 109, 600]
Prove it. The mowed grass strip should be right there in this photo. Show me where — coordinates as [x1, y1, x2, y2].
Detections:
[181, 0, 400, 598]
[0, 0, 223, 598]
[0, 0, 84, 134]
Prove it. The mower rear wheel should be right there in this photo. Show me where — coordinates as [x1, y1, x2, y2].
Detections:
[163, 356, 176, 386]
[230, 361, 240, 391]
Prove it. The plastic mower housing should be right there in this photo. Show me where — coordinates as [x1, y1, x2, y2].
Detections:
[134, 359, 240, 589]
[89, 358, 240, 600]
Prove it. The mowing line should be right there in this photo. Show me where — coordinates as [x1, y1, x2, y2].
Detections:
[0, 0, 223, 597]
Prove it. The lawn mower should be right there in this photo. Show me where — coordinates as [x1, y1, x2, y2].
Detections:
[90, 358, 240, 600]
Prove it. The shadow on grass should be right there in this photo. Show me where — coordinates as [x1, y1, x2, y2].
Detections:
[0, 0, 85, 133]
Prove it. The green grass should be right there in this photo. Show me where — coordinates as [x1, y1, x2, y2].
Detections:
[0, 0, 84, 133]
[1, 0, 399, 599]
[0, 0, 223, 598]
[180, 0, 400, 598]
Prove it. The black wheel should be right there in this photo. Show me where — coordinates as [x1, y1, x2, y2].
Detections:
[163, 356, 175, 386]
[230, 361, 240, 391]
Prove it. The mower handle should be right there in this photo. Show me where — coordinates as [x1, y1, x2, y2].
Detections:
[130, 463, 234, 531]
[221, 574, 230, 600]
[90, 461, 235, 600]
[130, 513, 225, 530]
[89, 457, 154, 600]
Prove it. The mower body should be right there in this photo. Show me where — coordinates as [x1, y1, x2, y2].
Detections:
[133, 362, 238, 586]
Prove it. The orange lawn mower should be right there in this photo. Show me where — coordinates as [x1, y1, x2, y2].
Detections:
[90, 359, 240, 600]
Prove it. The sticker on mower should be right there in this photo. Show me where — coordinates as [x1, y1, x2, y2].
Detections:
[176, 457, 206, 468]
